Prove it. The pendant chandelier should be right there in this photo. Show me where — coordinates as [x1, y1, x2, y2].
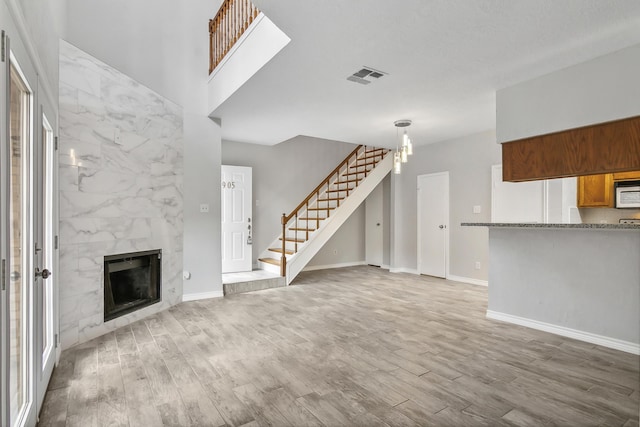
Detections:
[393, 119, 413, 174]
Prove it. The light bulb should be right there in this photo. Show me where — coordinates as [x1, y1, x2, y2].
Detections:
[402, 132, 409, 147]
[401, 146, 408, 163]
[393, 152, 402, 174]
[407, 138, 413, 155]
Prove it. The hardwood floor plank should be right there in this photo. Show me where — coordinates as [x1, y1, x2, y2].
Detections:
[120, 353, 164, 427]
[201, 377, 256, 427]
[233, 383, 293, 427]
[39, 266, 640, 427]
[96, 362, 127, 427]
[264, 387, 324, 427]
[65, 348, 98, 427]
[296, 392, 353, 426]
[37, 387, 69, 427]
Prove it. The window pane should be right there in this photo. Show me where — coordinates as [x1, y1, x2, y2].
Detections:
[9, 61, 31, 426]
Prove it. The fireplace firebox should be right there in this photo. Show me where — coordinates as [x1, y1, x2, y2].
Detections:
[104, 249, 161, 321]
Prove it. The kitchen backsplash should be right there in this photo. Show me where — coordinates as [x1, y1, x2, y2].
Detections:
[579, 208, 640, 224]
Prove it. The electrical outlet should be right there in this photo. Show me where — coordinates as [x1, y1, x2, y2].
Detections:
[473, 205, 481, 214]
[200, 204, 209, 213]
[475, 261, 481, 270]
[620, 219, 640, 224]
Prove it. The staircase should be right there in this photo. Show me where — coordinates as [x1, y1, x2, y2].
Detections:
[258, 145, 392, 284]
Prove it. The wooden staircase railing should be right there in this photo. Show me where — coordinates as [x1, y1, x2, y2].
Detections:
[209, 0, 260, 74]
[277, 145, 390, 276]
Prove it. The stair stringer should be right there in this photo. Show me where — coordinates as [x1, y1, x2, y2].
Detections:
[284, 154, 392, 284]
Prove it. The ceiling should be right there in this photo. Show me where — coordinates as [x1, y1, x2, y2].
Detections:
[212, 0, 640, 148]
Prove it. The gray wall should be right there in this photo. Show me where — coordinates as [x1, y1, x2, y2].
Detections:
[64, 0, 224, 297]
[221, 137, 365, 267]
[497, 44, 640, 143]
[488, 228, 640, 346]
[392, 130, 501, 281]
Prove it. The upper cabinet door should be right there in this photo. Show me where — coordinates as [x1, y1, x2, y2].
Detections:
[577, 174, 614, 208]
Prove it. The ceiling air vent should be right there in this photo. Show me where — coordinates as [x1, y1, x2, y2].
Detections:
[347, 66, 387, 85]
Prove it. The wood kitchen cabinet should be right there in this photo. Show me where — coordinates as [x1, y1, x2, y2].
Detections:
[577, 174, 614, 208]
[613, 170, 640, 181]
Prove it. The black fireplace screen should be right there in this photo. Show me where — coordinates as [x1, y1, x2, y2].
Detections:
[104, 249, 161, 321]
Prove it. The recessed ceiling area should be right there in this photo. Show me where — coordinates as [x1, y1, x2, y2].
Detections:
[212, 0, 640, 148]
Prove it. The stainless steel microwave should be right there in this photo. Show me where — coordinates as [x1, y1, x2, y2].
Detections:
[615, 182, 640, 208]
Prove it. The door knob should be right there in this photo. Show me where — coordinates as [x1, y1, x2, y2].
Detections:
[439, 225, 444, 229]
[35, 268, 51, 280]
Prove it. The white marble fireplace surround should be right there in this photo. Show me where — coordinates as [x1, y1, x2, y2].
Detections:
[58, 41, 184, 349]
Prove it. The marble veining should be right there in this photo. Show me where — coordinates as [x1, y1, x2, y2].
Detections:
[58, 40, 184, 349]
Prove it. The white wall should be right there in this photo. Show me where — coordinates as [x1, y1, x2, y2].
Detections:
[497, 44, 640, 143]
[392, 130, 501, 281]
[64, 0, 225, 299]
[221, 137, 363, 268]
[8, 0, 66, 105]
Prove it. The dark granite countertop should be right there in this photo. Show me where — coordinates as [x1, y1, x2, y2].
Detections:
[461, 222, 640, 230]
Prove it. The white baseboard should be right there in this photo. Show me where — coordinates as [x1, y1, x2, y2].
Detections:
[302, 261, 366, 272]
[389, 267, 419, 275]
[486, 310, 640, 355]
[380, 264, 390, 270]
[447, 274, 488, 287]
[182, 291, 224, 302]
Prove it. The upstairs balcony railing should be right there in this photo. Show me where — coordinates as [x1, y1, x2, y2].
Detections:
[209, 0, 260, 74]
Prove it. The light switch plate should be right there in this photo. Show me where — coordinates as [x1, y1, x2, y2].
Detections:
[473, 205, 481, 214]
[200, 204, 209, 213]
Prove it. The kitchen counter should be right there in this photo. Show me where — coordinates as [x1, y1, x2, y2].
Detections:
[462, 222, 640, 230]
[477, 224, 639, 354]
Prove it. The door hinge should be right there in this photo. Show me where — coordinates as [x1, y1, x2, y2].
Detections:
[54, 136, 58, 150]
[1, 259, 5, 291]
[1, 30, 5, 62]
[54, 235, 59, 250]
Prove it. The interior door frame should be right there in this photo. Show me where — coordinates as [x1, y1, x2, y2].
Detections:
[35, 98, 58, 410]
[365, 182, 384, 267]
[416, 171, 450, 278]
[1, 26, 10, 427]
[1, 4, 59, 424]
[220, 165, 253, 273]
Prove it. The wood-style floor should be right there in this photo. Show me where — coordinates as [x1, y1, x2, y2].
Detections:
[38, 266, 640, 426]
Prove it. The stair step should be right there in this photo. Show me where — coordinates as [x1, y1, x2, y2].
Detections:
[316, 197, 345, 202]
[351, 161, 376, 169]
[289, 227, 316, 232]
[358, 152, 386, 161]
[307, 207, 335, 211]
[343, 171, 367, 177]
[258, 258, 281, 266]
[326, 188, 351, 193]
[269, 247, 294, 255]
[279, 237, 306, 243]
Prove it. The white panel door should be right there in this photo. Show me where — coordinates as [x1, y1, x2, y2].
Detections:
[417, 172, 449, 278]
[221, 166, 252, 273]
[365, 183, 383, 266]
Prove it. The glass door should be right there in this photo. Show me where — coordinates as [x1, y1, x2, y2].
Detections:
[0, 14, 52, 423]
[7, 51, 36, 427]
[35, 109, 56, 409]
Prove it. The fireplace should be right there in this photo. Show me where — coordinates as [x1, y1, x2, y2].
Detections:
[104, 249, 161, 321]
